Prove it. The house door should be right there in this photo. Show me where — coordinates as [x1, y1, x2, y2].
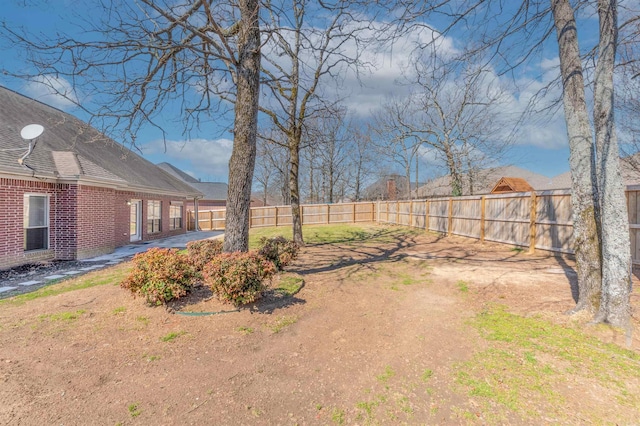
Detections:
[129, 199, 142, 242]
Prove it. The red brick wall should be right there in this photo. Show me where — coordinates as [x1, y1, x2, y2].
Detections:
[115, 191, 187, 246]
[75, 185, 116, 259]
[52, 184, 78, 260]
[0, 178, 58, 269]
[0, 177, 189, 270]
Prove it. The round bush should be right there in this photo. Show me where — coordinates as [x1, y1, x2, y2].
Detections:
[120, 247, 196, 305]
[187, 239, 224, 271]
[203, 251, 276, 307]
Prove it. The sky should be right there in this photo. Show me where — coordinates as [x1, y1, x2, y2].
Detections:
[0, 0, 607, 184]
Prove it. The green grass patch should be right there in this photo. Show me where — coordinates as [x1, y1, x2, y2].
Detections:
[128, 402, 142, 418]
[421, 369, 433, 382]
[160, 331, 187, 342]
[249, 224, 419, 249]
[39, 309, 86, 322]
[274, 274, 304, 296]
[0, 263, 130, 307]
[112, 306, 126, 315]
[376, 365, 395, 383]
[456, 280, 469, 293]
[237, 326, 254, 335]
[268, 315, 298, 333]
[455, 305, 640, 421]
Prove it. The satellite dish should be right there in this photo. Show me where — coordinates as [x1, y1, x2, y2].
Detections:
[20, 124, 44, 141]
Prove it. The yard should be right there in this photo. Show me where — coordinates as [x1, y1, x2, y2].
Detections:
[1, 224, 639, 425]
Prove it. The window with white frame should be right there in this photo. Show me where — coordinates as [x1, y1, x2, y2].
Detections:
[24, 194, 49, 251]
[169, 202, 183, 230]
[147, 200, 162, 233]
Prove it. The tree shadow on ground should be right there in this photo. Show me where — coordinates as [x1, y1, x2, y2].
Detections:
[290, 233, 419, 277]
[167, 283, 306, 315]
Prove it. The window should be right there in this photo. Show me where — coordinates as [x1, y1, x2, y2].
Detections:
[24, 194, 49, 251]
[147, 200, 162, 233]
[169, 202, 183, 230]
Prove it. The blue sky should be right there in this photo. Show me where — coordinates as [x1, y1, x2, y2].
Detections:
[0, 0, 603, 183]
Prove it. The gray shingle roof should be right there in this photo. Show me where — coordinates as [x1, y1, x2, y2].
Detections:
[156, 162, 228, 201]
[156, 162, 200, 183]
[0, 86, 201, 197]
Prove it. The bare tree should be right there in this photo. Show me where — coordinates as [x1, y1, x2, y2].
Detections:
[396, 0, 631, 325]
[345, 121, 377, 201]
[371, 97, 421, 200]
[313, 109, 351, 203]
[255, 129, 291, 205]
[373, 58, 509, 198]
[258, 0, 368, 245]
[1, 0, 261, 252]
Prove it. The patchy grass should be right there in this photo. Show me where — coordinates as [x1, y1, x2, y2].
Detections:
[128, 402, 142, 418]
[274, 274, 304, 296]
[268, 315, 298, 333]
[248, 223, 420, 249]
[457, 280, 469, 293]
[454, 305, 640, 422]
[237, 326, 254, 335]
[39, 310, 86, 322]
[160, 331, 187, 342]
[0, 263, 131, 307]
[376, 365, 396, 383]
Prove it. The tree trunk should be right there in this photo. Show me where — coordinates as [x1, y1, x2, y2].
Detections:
[289, 129, 304, 245]
[593, 0, 631, 327]
[223, 0, 261, 253]
[551, 0, 602, 312]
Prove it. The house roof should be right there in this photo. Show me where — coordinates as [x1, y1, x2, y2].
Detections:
[491, 177, 534, 193]
[417, 165, 563, 197]
[361, 174, 417, 200]
[156, 162, 228, 201]
[156, 162, 200, 184]
[0, 86, 201, 197]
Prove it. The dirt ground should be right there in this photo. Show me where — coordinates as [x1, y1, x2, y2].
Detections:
[1, 227, 639, 425]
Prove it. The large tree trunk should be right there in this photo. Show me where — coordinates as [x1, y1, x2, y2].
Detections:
[593, 0, 631, 327]
[551, 0, 602, 313]
[224, 0, 261, 253]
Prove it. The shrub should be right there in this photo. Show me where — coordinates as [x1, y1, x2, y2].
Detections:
[202, 251, 276, 306]
[187, 239, 224, 271]
[258, 236, 300, 271]
[120, 248, 196, 305]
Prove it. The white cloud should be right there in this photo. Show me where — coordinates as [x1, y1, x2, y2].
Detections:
[141, 137, 233, 180]
[23, 76, 79, 110]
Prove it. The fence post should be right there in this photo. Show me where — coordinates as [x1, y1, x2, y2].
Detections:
[249, 207, 253, 229]
[529, 192, 537, 253]
[275, 206, 279, 227]
[396, 200, 400, 225]
[425, 200, 430, 231]
[353, 202, 357, 223]
[447, 197, 453, 236]
[301, 205, 304, 225]
[209, 210, 213, 231]
[480, 196, 486, 242]
[327, 204, 331, 224]
[409, 200, 414, 228]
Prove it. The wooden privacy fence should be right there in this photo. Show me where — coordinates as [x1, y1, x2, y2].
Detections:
[186, 189, 640, 265]
[187, 202, 377, 232]
[378, 190, 574, 254]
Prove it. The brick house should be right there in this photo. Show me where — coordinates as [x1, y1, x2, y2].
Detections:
[0, 86, 202, 270]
